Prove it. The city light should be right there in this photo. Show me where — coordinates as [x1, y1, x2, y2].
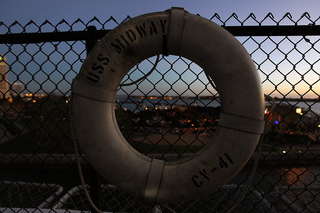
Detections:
[296, 108, 303, 115]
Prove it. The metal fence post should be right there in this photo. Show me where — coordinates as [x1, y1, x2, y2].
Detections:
[85, 25, 102, 212]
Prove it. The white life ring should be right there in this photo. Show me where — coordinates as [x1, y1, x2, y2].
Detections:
[71, 8, 265, 204]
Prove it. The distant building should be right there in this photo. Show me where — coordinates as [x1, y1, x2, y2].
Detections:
[11, 82, 23, 97]
[0, 55, 10, 99]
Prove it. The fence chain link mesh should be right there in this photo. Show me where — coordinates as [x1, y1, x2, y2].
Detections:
[0, 13, 319, 212]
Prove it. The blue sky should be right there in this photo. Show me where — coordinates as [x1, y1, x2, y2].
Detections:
[1, 0, 320, 98]
[2, 0, 320, 24]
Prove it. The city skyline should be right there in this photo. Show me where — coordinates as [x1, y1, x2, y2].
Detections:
[0, 55, 9, 99]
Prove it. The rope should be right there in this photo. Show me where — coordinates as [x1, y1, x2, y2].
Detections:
[71, 56, 276, 212]
[225, 94, 276, 213]
[156, 203, 177, 213]
[70, 95, 103, 213]
[120, 55, 160, 87]
[70, 55, 160, 213]
[204, 68, 277, 212]
[204, 71, 218, 91]
[204, 70, 277, 212]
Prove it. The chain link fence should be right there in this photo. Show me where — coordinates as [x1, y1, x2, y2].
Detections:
[0, 13, 319, 212]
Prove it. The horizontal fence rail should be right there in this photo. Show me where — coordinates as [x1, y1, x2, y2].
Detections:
[1, 25, 320, 44]
[0, 13, 320, 212]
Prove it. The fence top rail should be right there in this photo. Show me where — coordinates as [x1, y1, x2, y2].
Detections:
[1, 25, 320, 44]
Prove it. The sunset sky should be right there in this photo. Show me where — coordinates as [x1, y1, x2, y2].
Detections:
[1, 0, 320, 98]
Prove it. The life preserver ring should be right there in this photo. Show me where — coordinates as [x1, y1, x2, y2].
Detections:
[71, 8, 265, 204]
